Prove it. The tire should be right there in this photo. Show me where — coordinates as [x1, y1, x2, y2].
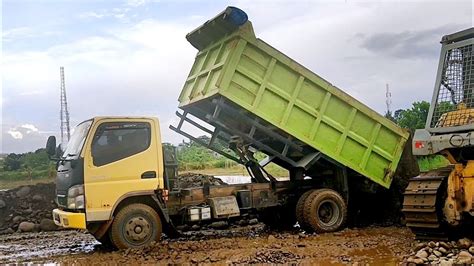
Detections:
[109, 203, 162, 249]
[295, 190, 315, 231]
[94, 233, 113, 248]
[302, 189, 347, 233]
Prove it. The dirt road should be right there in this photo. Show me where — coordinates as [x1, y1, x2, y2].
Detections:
[0, 225, 415, 264]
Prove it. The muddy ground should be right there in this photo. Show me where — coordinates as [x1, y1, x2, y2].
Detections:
[0, 225, 416, 264]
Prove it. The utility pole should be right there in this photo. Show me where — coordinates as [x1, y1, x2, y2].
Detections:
[60, 66, 71, 148]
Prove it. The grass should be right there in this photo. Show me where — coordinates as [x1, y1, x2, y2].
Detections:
[418, 155, 450, 172]
[0, 176, 55, 190]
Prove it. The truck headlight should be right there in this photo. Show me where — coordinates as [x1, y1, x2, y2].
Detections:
[67, 185, 85, 209]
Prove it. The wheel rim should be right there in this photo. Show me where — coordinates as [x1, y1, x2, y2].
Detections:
[317, 199, 340, 227]
[124, 216, 152, 244]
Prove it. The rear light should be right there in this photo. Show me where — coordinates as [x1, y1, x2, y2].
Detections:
[415, 141, 424, 149]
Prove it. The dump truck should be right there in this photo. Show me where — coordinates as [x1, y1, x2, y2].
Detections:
[402, 28, 474, 239]
[48, 7, 413, 249]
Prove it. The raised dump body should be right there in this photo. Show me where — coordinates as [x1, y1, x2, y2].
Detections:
[174, 7, 408, 188]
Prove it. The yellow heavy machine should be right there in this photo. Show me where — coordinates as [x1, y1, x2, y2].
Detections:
[403, 27, 474, 239]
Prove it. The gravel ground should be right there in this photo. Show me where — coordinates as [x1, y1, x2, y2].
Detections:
[0, 225, 416, 264]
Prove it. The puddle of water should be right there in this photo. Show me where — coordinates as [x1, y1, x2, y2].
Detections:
[215, 175, 251, 184]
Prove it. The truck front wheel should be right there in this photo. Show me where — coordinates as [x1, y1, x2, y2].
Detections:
[303, 189, 347, 233]
[109, 203, 162, 249]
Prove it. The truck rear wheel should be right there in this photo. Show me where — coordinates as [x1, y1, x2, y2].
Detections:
[295, 190, 315, 231]
[303, 189, 347, 233]
[109, 203, 162, 249]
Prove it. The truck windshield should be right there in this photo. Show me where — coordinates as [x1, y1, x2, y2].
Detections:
[62, 120, 92, 159]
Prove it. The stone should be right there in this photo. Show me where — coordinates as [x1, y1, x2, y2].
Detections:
[39, 219, 57, 231]
[428, 255, 438, 261]
[458, 238, 472, 249]
[457, 257, 473, 264]
[439, 242, 451, 250]
[15, 186, 31, 198]
[267, 235, 276, 242]
[32, 194, 43, 201]
[469, 246, 474, 255]
[12, 216, 24, 223]
[190, 224, 200, 230]
[414, 243, 427, 251]
[175, 225, 188, 231]
[18, 221, 36, 232]
[428, 241, 437, 248]
[439, 259, 452, 266]
[413, 258, 424, 264]
[248, 218, 258, 225]
[0, 199, 5, 209]
[458, 250, 473, 258]
[415, 249, 429, 259]
[209, 221, 228, 229]
[439, 247, 448, 254]
[433, 250, 442, 257]
[0, 228, 14, 235]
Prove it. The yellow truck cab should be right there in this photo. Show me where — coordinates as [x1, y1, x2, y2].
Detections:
[48, 117, 169, 248]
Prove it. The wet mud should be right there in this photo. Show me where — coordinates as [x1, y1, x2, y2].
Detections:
[1, 225, 416, 264]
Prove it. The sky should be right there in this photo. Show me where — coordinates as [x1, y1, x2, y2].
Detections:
[1, 0, 473, 153]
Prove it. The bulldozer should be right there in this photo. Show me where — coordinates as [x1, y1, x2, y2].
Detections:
[403, 27, 474, 239]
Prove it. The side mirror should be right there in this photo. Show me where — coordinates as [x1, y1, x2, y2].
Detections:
[46, 136, 56, 157]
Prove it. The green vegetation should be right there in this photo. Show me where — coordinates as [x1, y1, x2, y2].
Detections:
[0, 149, 55, 185]
[176, 136, 239, 171]
[418, 155, 450, 172]
[393, 101, 430, 131]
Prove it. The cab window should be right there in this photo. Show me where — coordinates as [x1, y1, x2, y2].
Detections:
[91, 122, 151, 166]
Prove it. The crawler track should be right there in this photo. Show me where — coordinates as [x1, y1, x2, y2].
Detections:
[402, 167, 453, 240]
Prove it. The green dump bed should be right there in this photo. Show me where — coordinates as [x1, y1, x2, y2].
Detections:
[176, 7, 409, 188]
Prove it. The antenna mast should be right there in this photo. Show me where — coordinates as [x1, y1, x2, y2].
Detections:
[385, 83, 392, 115]
[60, 66, 71, 147]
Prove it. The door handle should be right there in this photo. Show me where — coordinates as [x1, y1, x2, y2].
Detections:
[141, 171, 156, 179]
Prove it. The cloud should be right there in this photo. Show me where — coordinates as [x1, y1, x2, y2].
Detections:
[2, 27, 60, 42]
[21, 124, 39, 134]
[125, 0, 152, 7]
[357, 24, 465, 59]
[78, 7, 131, 20]
[7, 129, 23, 140]
[6, 124, 40, 140]
[2, 124, 49, 153]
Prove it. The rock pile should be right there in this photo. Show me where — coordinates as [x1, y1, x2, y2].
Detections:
[404, 238, 474, 265]
[0, 182, 58, 234]
[237, 250, 304, 264]
[175, 173, 227, 189]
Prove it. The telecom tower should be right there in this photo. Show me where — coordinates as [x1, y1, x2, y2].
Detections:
[60, 66, 71, 147]
[385, 83, 392, 115]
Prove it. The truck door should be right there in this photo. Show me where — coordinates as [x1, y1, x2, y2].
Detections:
[83, 118, 163, 222]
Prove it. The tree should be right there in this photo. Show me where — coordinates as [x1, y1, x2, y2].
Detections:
[3, 153, 22, 171]
[394, 101, 430, 131]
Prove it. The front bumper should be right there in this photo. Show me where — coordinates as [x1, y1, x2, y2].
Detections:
[52, 208, 86, 229]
